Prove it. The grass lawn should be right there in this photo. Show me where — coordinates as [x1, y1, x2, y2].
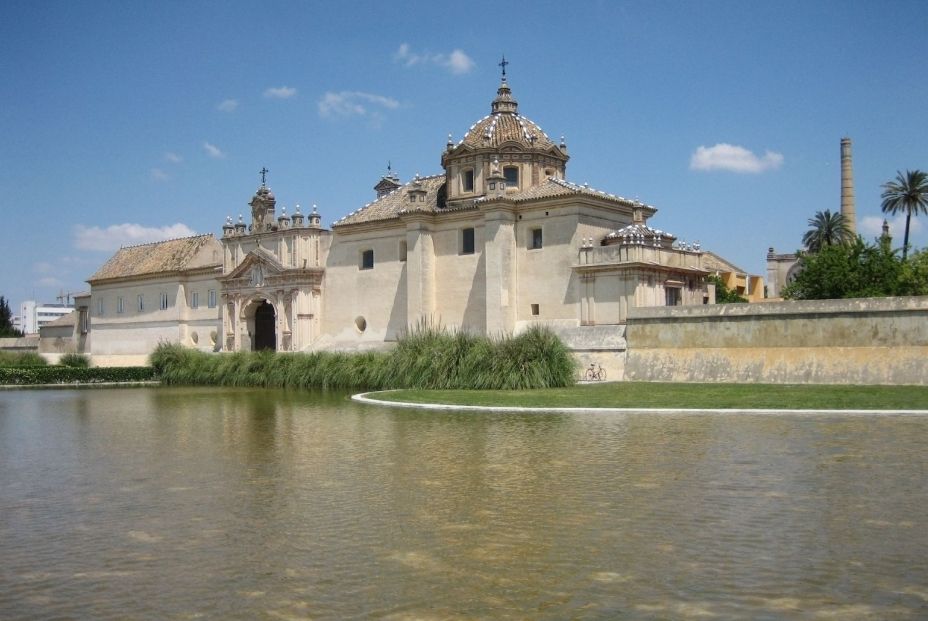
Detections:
[371, 382, 928, 411]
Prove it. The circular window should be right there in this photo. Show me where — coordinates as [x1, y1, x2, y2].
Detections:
[354, 316, 367, 333]
[190, 331, 199, 344]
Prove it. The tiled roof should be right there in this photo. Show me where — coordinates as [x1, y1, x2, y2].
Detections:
[461, 113, 555, 150]
[458, 80, 557, 151]
[492, 178, 655, 209]
[88, 234, 217, 282]
[332, 175, 447, 227]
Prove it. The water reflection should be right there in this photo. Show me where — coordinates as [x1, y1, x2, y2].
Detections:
[1, 387, 926, 620]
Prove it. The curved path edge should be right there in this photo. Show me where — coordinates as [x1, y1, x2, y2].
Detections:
[353, 391, 928, 416]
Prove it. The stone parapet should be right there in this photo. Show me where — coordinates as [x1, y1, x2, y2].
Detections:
[625, 296, 928, 384]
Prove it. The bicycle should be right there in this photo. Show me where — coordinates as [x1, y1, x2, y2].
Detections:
[583, 363, 606, 381]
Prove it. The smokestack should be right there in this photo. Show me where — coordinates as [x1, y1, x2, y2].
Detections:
[840, 137, 856, 234]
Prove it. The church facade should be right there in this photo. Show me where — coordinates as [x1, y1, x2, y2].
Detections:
[215, 74, 753, 355]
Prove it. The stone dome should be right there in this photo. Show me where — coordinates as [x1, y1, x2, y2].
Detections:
[459, 79, 556, 151]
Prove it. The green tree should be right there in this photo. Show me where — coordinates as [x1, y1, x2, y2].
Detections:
[897, 248, 928, 296]
[708, 275, 748, 303]
[801, 209, 853, 252]
[0, 296, 22, 337]
[782, 238, 903, 300]
[881, 169, 928, 261]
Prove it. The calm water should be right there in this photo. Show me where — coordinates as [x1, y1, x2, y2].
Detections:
[1, 387, 927, 620]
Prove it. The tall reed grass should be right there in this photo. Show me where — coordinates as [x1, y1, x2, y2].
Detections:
[0, 350, 47, 367]
[150, 324, 576, 391]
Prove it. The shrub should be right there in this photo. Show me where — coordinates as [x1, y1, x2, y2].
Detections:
[60, 353, 90, 368]
[0, 366, 155, 385]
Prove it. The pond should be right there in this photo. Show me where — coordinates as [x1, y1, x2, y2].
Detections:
[1, 387, 927, 620]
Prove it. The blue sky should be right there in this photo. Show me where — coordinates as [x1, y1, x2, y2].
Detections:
[2, 0, 926, 310]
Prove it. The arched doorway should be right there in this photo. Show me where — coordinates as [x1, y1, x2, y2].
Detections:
[253, 300, 276, 351]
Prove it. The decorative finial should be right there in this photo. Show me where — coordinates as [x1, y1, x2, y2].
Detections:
[259, 167, 269, 186]
[312, 204, 318, 213]
[499, 54, 509, 78]
[387, 160, 392, 172]
[238, 214, 243, 223]
[295, 204, 301, 214]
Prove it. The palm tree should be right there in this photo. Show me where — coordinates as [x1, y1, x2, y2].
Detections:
[801, 209, 853, 253]
[881, 170, 928, 261]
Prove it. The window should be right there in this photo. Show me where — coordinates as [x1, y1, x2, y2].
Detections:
[361, 249, 374, 270]
[191, 291, 199, 309]
[117, 296, 124, 314]
[399, 240, 407, 262]
[665, 288, 681, 306]
[79, 310, 88, 334]
[530, 227, 543, 249]
[503, 166, 519, 188]
[462, 169, 474, 192]
[531, 303, 540, 316]
[96, 298, 104, 316]
[159, 292, 169, 310]
[207, 289, 217, 309]
[137, 294, 144, 312]
[461, 228, 475, 255]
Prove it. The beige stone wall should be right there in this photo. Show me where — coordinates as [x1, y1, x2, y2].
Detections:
[320, 224, 409, 348]
[90, 271, 221, 358]
[625, 296, 928, 385]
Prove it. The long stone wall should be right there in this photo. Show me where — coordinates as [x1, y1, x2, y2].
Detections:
[625, 296, 928, 385]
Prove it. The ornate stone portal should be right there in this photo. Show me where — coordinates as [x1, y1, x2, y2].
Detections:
[219, 172, 328, 352]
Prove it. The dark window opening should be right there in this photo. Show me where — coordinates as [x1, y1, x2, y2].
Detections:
[463, 169, 474, 192]
[503, 166, 519, 188]
[531, 303, 540, 316]
[462, 228, 475, 255]
[531, 227, 543, 249]
[361, 249, 374, 270]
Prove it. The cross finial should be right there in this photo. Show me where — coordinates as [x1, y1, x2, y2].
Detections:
[499, 55, 509, 78]
[259, 167, 269, 186]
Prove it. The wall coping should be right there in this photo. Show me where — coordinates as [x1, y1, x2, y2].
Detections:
[628, 296, 928, 321]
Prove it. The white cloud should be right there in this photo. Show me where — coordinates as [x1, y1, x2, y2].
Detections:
[860, 214, 923, 240]
[164, 152, 182, 164]
[203, 142, 225, 158]
[394, 43, 475, 75]
[318, 91, 400, 119]
[73, 223, 197, 252]
[218, 99, 239, 112]
[37, 277, 63, 287]
[264, 86, 297, 99]
[690, 143, 784, 173]
[150, 167, 170, 181]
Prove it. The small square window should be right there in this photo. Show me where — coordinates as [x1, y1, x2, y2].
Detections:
[462, 169, 474, 192]
[361, 249, 374, 270]
[461, 228, 475, 255]
[531, 303, 540, 316]
[531, 227, 543, 249]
